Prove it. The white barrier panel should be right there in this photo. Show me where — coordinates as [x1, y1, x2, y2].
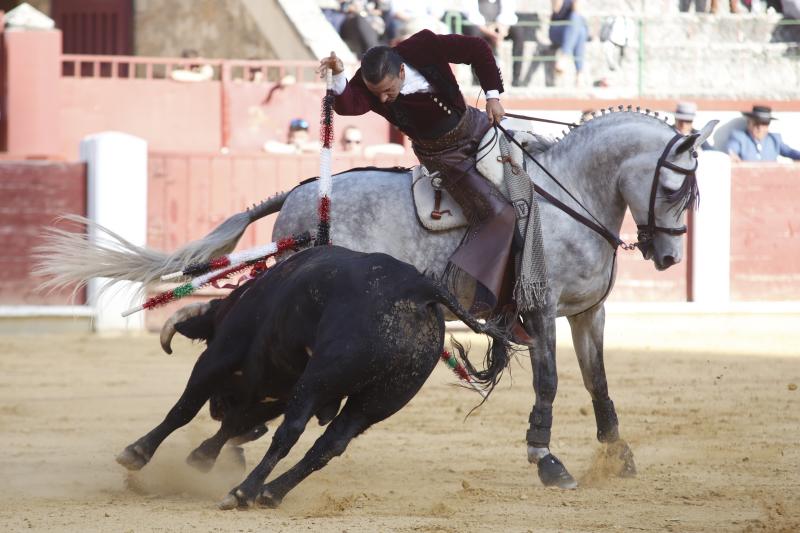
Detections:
[691, 150, 731, 304]
[81, 132, 148, 331]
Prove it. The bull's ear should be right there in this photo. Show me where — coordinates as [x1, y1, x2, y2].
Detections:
[175, 310, 215, 341]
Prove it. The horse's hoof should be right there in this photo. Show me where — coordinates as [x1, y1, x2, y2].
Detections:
[537, 454, 578, 489]
[186, 448, 215, 473]
[257, 487, 282, 508]
[116, 444, 150, 471]
[608, 440, 637, 478]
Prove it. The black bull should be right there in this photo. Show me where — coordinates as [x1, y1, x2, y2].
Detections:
[116, 246, 513, 508]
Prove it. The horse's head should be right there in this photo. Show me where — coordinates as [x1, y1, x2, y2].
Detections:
[620, 120, 717, 271]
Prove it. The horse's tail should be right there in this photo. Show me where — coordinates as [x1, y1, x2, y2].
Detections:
[427, 279, 513, 398]
[32, 192, 289, 293]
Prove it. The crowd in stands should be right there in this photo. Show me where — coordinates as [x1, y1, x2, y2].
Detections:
[671, 102, 800, 162]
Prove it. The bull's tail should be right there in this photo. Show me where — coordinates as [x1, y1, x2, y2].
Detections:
[32, 192, 288, 294]
[428, 279, 514, 399]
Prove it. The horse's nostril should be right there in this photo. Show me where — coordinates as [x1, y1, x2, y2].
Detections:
[662, 255, 676, 267]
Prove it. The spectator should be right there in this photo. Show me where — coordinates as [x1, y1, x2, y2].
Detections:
[772, 0, 800, 42]
[339, 1, 386, 58]
[386, 1, 447, 45]
[549, 0, 589, 86]
[679, 0, 710, 12]
[709, 0, 740, 13]
[726, 105, 800, 162]
[263, 118, 321, 154]
[340, 124, 406, 157]
[341, 125, 364, 154]
[446, 1, 539, 87]
[673, 102, 712, 150]
[170, 49, 214, 82]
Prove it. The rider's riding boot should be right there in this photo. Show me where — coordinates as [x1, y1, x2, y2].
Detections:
[444, 169, 516, 308]
[497, 259, 536, 347]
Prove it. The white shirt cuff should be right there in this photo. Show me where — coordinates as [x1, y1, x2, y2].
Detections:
[486, 90, 500, 100]
[331, 71, 347, 95]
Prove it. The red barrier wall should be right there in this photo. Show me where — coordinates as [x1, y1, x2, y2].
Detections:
[730, 163, 800, 301]
[147, 151, 417, 255]
[59, 77, 222, 157]
[609, 213, 689, 302]
[0, 161, 87, 305]
[3, 30, 62, 156]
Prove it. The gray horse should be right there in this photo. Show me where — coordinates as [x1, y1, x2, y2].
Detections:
[35, 109, 716, 489]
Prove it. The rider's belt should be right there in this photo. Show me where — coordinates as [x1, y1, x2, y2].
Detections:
[411, 107, 473, 150]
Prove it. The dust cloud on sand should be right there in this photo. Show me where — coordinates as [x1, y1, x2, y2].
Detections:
[0, 312, 798, 532]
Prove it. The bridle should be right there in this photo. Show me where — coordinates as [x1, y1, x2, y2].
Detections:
[495, 124, 700, 313]
[496, 125, 698, 254]
[634, 132, 698, 255]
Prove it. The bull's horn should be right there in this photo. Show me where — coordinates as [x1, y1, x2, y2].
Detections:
[160, 301, 211, 354]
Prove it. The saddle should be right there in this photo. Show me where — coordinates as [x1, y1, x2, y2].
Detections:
[411, 129, 538, 231]
[411, 128, 549, 313]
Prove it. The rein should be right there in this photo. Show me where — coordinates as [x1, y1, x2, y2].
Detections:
[494, 123, 698, 313]
[504, 112, 578, 128]
[495, 123, 631, 250]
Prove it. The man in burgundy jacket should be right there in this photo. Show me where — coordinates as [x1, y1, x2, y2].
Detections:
[319, 30, 517, 319]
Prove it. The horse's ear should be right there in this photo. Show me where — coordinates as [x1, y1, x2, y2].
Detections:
[675, 119, 719, 155]
[694, 119, 718, 149]
[675, 134, 699, 155]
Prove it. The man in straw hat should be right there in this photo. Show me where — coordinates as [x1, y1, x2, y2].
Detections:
[726, 105, 800, 162]
[673, 101, 711, 150]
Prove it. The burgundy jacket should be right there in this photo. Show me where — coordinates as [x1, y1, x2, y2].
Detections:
[333, 30, 504, 140]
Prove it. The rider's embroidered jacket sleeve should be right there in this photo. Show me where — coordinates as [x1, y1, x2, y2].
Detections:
[333, 30, 504, 119]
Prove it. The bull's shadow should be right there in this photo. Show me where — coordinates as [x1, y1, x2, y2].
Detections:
[116, 246, 512, 508]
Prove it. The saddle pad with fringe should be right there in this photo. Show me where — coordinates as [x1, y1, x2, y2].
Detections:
[410, 129, 539, 232]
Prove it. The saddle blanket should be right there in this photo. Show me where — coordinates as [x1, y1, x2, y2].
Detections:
[411, 129, 538, 231]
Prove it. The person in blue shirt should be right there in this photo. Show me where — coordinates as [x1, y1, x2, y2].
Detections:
[726, 105, 800, 162]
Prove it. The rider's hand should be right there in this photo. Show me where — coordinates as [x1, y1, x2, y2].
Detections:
[486, 98, 505, 124]
[317, 51, 344, 78]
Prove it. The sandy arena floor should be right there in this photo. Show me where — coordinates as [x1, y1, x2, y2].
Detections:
[0, 312, 798, 532]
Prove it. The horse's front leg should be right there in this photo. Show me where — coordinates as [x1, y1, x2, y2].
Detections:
[567, 305, 636, 477]
[522, 309, 578, 489]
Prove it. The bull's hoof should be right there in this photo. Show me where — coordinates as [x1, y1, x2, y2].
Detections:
[608, 440, 637, 478]
[257, 487, 282, 508]
[186, 448, 216, 473]
[116, 444, 151, 471]
[222, 446, 247, 472]
[229, 425, 269, 446]
[218, 489, 252, 511]
[537, 454, 578, 489]
[217, 493, 240, 511]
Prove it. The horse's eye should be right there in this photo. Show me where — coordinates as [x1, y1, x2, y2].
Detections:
[660, 185, 678, 196]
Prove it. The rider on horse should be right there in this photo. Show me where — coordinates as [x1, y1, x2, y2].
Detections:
[319, 30, 522, 332]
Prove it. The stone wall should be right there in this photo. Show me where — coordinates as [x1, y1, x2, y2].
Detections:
[134, 0, 278, 59]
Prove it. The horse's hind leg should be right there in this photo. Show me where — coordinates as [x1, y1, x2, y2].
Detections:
[567, 305, 636, 477]
[521, 309, 578, 489]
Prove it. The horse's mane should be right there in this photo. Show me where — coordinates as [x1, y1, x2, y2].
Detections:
[537, 106, 699, 214]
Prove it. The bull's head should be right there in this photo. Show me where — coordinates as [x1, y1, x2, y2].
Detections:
[160, 301, 216, 354]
